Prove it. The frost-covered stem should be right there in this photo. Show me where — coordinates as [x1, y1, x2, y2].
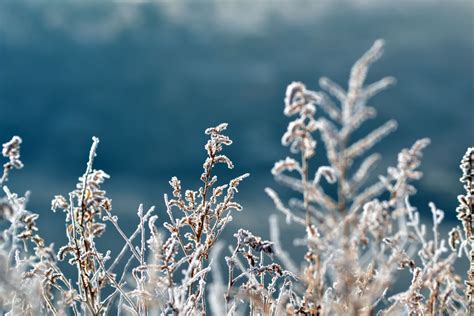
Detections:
[80, 137, 99, 225]
[68, 193, 96, 315]
[107, 206, 155, 274]
[103, 254, 134, 313]
[104, 210, 142, 263]
[42, 289, 58, 316]
[337, 164, 347, 214]
[338, 135, 351, 241]
[92, 250, 138, 315]
[428, 281, 439, 316]
[192, 150, 215, 307]
[59, 276, 80, 316]
[164, 194, 190, 258]
[77, 137, 101, 315]
[225, 245, 240, 313]
[165, 267, 176, 313]
[0, 171, 8, 186]
[201, 282, 207, 315]
[3, 186, 21, 268]
[196, 151, 215, 244]
[337, 119, 351, 216]
[207, 182, 239, 245]
[269, 215, 298, 272]
[301, 153, 311, 227]
[138, 206, 148, 316]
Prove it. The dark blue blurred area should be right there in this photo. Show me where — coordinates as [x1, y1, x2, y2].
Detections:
[0, 1, 472, 248]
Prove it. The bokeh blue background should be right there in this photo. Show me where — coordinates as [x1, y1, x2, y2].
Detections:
[0, 1, 472, 253]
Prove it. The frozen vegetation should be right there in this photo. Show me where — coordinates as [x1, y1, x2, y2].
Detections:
[0, 40, 472, 315]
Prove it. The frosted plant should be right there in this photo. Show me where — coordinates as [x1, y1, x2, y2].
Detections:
[142, 123, 249, 314]
[270, 39, 397, 220]
[262, 39, 401, 314]
[51, 136, 126, 315]
[256, 39, 471, 315]
[0, 124, 248, 315]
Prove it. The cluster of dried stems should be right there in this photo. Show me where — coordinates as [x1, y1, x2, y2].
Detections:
[0, 40, 471, 316]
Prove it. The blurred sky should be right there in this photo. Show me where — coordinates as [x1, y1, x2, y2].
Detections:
[0, 0, 473, 248]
